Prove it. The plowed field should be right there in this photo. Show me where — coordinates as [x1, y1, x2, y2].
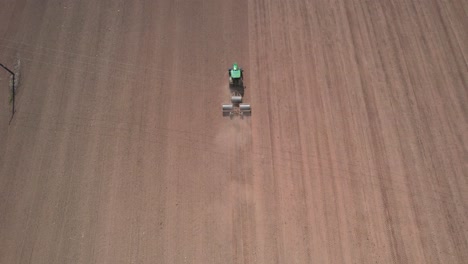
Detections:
[0, 0, 466, 263]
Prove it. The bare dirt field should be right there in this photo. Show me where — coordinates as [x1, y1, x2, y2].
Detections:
[0, 0, 467, 263]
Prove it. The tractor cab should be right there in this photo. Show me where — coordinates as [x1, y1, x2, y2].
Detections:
[230, 68, 242, 79]
[229, 63, 243, 86]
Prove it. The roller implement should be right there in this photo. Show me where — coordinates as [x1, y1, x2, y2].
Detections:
[223, 63, 251, 117]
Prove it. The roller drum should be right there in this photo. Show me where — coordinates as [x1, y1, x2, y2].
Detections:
[222, 104, 234, 112]
[231, 95, 242, 104]
[239, 104, 251, 112]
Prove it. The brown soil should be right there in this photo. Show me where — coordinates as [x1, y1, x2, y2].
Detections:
[0, 0, 466, 263]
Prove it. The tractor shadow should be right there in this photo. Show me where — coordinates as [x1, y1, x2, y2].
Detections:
[229, 83, 246, 97]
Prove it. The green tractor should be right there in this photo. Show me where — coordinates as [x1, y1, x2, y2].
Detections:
[228, 63, 243, 87]
[223, 63, 251, 117]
